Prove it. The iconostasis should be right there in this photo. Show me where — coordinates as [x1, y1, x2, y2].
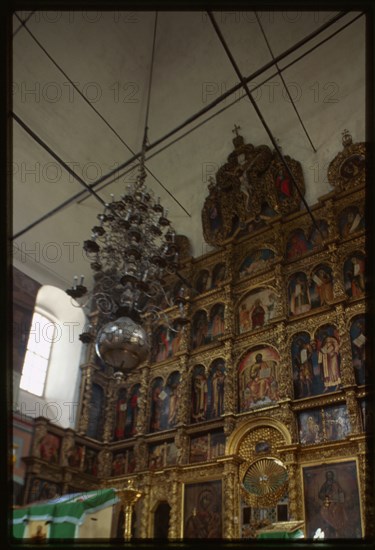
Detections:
[23, 131, 369, 540]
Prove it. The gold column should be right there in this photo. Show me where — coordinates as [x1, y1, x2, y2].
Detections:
[279, 446, 299, 520]
[138, 474, 152, 538]
[175, 355, 190, 425]
[345, 389, 362, 434]
[31, 418, 48, 457]
[102, 378, 116, 443]
[223, 339, 235, 415]
[328, 243, 346, 297]
[61, 429, 75, 467]
[77, 364, 94, 435]
[117, 480, 142, 541]
[168, 469, 182, 539]
[275, 321, 294, 401]
[135, 364, 150, 435]
[218, 457, 241, 539]
[357, 437, 374, 538]
[335, 304, 356, 386]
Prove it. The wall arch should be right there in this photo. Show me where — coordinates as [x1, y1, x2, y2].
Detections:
[226, 416, 292, 455]
[17, 285, 86, 429]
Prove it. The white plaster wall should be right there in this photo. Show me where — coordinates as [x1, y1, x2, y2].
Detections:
[16, 285, 86, 429]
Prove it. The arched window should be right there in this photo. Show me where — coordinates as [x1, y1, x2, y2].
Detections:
[16, 285, 85, 429]
[19, 311, 55, 396]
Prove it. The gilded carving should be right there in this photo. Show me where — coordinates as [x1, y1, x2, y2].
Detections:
[202, 130, 305, 247]
[222, 461, 237, 538]
[138, 478, 151, 538]
[31, 420, 48, 457]
[97, 447, 111, 477]
[286, 463, 298, 519]
[151, 478, 169, 503]
[327, 130, 366, 190]
[175, 429, 189, 465]
[21, 132, 369, 540]
[77, 364, 94, 435]
[175, 357, 190, 425]
[102, 379, 116, 443]
[344, 389, 362, 434]
[335, 304, 356, 386]
[328, 243, 346, 297]
[278, 402, 298, 441]
[299, 442, 357, 461]
[135, 366, 150, 435]
[61, 431, 75, 467]
[168, 472, 182, 539]
[224, 416, 237, 437]
[134, 438, 148, 472]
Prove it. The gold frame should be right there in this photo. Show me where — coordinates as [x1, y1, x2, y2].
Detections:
[181, 478, 223, 539]
[300, 456, 364, 539]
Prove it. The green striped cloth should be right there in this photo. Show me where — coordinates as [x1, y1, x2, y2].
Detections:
[13, 488, 119, 539]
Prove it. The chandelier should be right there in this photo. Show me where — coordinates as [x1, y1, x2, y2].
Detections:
[66, 14, 188, 374]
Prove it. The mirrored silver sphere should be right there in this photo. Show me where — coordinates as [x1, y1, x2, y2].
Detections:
[95, 316, 150, 371]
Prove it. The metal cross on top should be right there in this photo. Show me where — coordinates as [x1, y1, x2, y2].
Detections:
[232, 124, 241, 137]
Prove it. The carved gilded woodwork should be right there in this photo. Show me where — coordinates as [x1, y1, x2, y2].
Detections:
[233, 268, 278, 296]
[133, 438, 148, 472]
[226, 421, 292, 510]
[344, 389, 362, 434]
[202, 131, 305, 247]
[222, 460, 238, 538]
[191, 251, 228, 286]
[286, 462, 299, 519]
[234, 243, 279, 280]
[77, 364, 94, 435]
[318, 198, 337, 241]
[61, 430, 75, 467]
[227, 418, 291, 456]
[273, 323, 294, 401]
[223, 415, 237, 437]
[336, 238, 366, 274]
[175, 429, 189, 465]
[278, 401, 298, 441]
[222, 342, 235, 416]
[334, 304, 356, 387]
[97, 447, 111, 478]
[241, 457, 288, 508]
[135, 366, 150, 435]
[21, 134, 370, 538]
[31, 419, 48, 457]
[168, 470, 182, 538]
[102, 379, 116, 443]
[137, 474, 152, 538]
[328, 130, 366, 190]
[292, 392, 346, 411]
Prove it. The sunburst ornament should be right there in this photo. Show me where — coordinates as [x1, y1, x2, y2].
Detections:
[242, 457, 288, 507]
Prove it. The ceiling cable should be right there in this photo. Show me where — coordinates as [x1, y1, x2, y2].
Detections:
[12, 11, 357, 238]
[254, 11, 316, 152]
[89, 11, 364, 197]
[13, 12, 190, 217]
[81, 11, 363, 201]
[12, 112, 108, 240]
[13, 11, 35, 37]
[143, 12, 158, 139]
[208, 10, 324, 239]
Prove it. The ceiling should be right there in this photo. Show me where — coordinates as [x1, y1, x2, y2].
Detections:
[12, 10, 366, 290]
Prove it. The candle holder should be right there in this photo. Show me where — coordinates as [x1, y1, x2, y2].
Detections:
[116, 480, 142, 541]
